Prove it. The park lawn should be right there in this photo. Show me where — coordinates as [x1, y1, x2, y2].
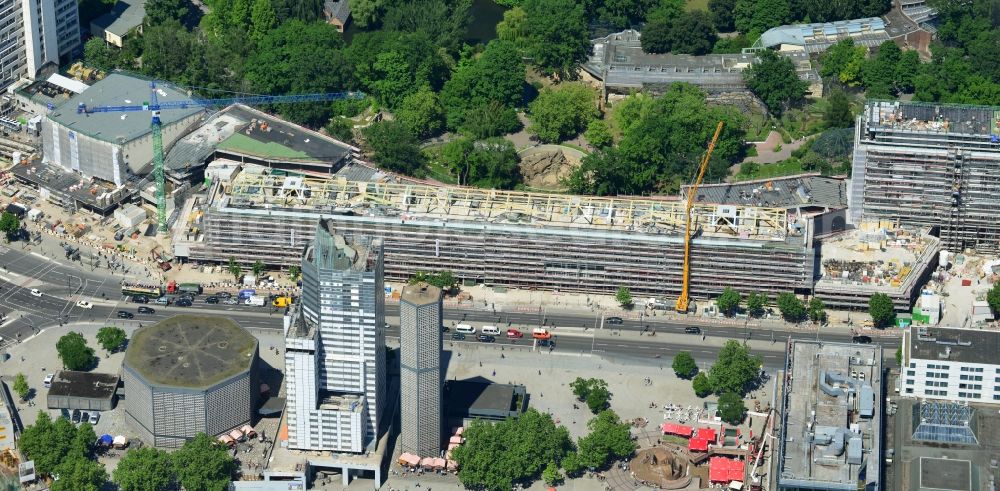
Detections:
[685, 0, 709, 11]
[744, 112, 771, 142]
[734, 158, 805, 181]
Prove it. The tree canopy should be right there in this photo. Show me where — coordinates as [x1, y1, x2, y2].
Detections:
[776, 292, 806, 322]
[172, 433, 237, 491]
[868, 293, 896, 328]
[113, 447, 176, 491]
[453, 409, 572, 491]
[570, 377, 611, 413]
[18, 412, 97, 477]
[0, 212, 19, 242]
[744, 50, 808, 116]
[575, 410, 636, 469]
[528, 83, 599, 143]
[96, 326, 127, 353]
[708, 340, 762, 396]
[717, 392, 747, 424]
[440, 40, 524, 138]
[362, 121, 426, 176]
[987, 282, 1000, 315]
[56, 332, 96, 371]
[746, 292, 767, 318]
[672, 352, 698, 379]
[716, 287, 741, 316]
[523, 0, 590, 78]
[641, 11, 717, 55]
[439, 138, 522, 189]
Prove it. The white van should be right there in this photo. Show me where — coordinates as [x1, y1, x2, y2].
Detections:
[245, 295, 266, 307]
[481, 325, 501, 336]
[455, 324, 476, 334]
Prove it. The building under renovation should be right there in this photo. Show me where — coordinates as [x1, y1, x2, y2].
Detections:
[177, 168, 818, 299]
[850, 100, 1000, 252]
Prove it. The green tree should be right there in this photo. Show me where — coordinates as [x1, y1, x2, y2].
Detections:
[12, 373, 28, 401]
[348, 0, 385, 27]
[288, 265, 301, 280]
[734, 0, 789, 34]
[172, 433, 237, 491]
[0, 212, 19, 242]
[672, 352, 698, 379]
[615, 286, 633, 308]
[744, 50, 808, 116]
[227, 256, 242, 282]
[717, 392, 746, 424]
[83, 38, 117, 71]
[528, 83, 599, 143]
[584, 119, 613, 148]
[397, 88, 445, 139]
[823, 88, 853, 129]
[611, 92, 654, 135]
[71, 422, 98, 460]
[409, 271, 456, 290]
[576, 410, 636, 469]
[716, 287, 741, 317]
[561, 451, 584, 476]
[746, 292, 767, 318]
[380, 0, 472, 52]
[249, 0, 277, 45]
[692, 371, 712, 397]
[497, 6, 529, 47]
[96, 326, 127, 353]
[987, 281, 1000, 315]
[251, 259, 266, 279]
[895, 49, 920, 93]
[542, 461, 561, 485]
[50, 455, 107, 491]
[453, 409, 572, 491]
[114, 447, 176, 491]
[144, 0, 190, 25]
[362, 121, 426, 176]
[18, 412, 69, 476]
[56, 332, 95, 371]
[708, 0, 737, 31]
[570, 377, 611, 413]
[776, 292, 806, 322]
[820, 39, 866, 86]
[523, 0, 589, 77]
[895, 346, 902, 365]
[868, 293, 896, 328]
[586, 385, 611, 413]
[666, 11, 718, 55]
[440, 40, 524, 137]
[862, 41, 901, 98]
[640, 18, 673, 53]
[808, 297, 827, 324]
[708, 340, 762, 395]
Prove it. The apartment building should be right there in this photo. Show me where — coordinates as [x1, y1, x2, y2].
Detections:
[902, 326, 1000, 404]
[851, 100, 1000, 252]
[284, 219, 386, 452]
[0, 0, 80, 90]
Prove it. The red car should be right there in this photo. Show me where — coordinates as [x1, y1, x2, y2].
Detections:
[506, 329, 523, 338]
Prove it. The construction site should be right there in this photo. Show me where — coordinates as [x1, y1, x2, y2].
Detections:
[175, 166, 817, 300]
[850, 100, 1000, 252]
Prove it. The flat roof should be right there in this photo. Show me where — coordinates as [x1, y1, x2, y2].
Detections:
[685, 175, 846, 209]
[10, 159, 133, 210]
[164, 109, 245, 173]
[909, 326, 1000, 365]
[216, 105, 353, 165]
[865, 100, 1000, 137]
[124, 314, 257, 388]
[401, 283, 441, 306]
[445, 380, 520, 416]
[90, 0, 146, 37]
[48, 371, 120, 399]
[47, 72, 202, 144]
[919, 457, 971, 491]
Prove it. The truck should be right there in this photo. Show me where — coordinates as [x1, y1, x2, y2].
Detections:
[245, 295, 266, 307]
[272, 296, 293, 308]
[167, 281, 202, 295]
[238, 289, 256, 300]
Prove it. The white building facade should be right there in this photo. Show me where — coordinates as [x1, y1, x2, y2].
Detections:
[902, 326, 1000, 404]
[284, 219, 385, 452]
[0, 0, 80, 90]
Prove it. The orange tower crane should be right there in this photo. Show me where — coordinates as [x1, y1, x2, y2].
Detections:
[676, 121, 725, 313]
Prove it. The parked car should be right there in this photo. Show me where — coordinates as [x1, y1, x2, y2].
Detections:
[60, 408, 70, 420]
[175, 298, 193, 307]
[137, 306, 156, 314]
[43, 373, 54, 388]
[606, 316, 624, 325]
[684, 326, 701, 334]
[852, 335, 873, 344]
[451, 332, 466, 341]
[88, 412, 100, 425]
[155, 296, 170, 305]
[531, 328, 552, 340]
[29, 289, 41, 297]
[132, 295, 148, 303]
[75, 300, 93, 309]
[80, 412, 89, 425]
[205, 296, 220, 304]
[222, 298, 239, 305]
[477, 334, 496, 343]
[71, 409, 81, 424]
[117, 310, 134, 319]
[506, 329, 523, 338]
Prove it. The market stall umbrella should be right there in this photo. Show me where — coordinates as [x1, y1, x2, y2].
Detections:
[98, 434, 113, 446]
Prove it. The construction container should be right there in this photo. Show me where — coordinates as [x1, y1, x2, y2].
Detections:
[961, 279, 972, 286]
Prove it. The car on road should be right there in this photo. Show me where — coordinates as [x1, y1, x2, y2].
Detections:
[852, 335, 873, 344]
[606, 316, 624, 325]
[76, 300, 93, 309]
[205, 296, 219, 304]
[477, 334, 496, 343]
[538, 339, 555, 348]
[155, 296, 169, 305]
[684, 326, 701, 334]
[29, 289, 41, 297]
[43, 373, 54, 388]
[451, 332, 466, 341]
[532, 328, 552, 340]
[71, 409, 81, 424]
[222, 298, 239, 305]
[132, 295, 148, 303]
[218, 292, 232, 299]
[137, 306, 156, 315]
[88, 412, 100, 425]
[117, 310, 134, 319]
[506, 328, 523, 338]
[175, 298, 193, 307]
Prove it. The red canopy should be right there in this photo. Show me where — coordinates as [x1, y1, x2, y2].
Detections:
[709, 457, 745, 483]
[696, 427, 717, 443]
[688, 438, 709, 452]
[660, 423, 693, 437]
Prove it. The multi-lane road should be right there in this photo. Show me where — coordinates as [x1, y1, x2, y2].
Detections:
[0, 241, 898, 370]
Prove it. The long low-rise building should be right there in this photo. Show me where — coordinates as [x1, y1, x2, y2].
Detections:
[178, 168, 817, 300]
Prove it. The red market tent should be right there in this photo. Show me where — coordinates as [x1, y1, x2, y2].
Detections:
[688, 438, 709, 452]
[660, 423, 694, 437]
[696, 427, 718, 443]
[709, 458, 745, 483]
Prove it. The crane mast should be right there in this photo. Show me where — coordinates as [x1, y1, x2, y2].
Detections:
[675, 121, 725, 313]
